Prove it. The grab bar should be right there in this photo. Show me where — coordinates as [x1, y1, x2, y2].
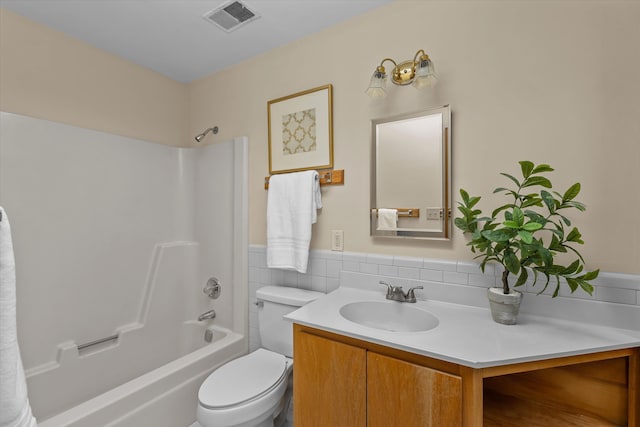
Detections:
[77, 334, 119, 352]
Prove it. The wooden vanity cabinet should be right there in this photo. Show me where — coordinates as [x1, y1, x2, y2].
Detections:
[367, 352, 462, 427]
[293, 328, 367, 426]
[293, 324, 462, 427]
[293, 324, 640, 427]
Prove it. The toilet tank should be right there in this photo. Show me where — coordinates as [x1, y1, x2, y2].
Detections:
[256, 286, 323, 357]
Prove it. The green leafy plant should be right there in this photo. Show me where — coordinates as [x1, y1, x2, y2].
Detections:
[455, 160, 599, 297]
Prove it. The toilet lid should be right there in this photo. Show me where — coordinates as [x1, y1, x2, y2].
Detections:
[199, 349, 288, 409]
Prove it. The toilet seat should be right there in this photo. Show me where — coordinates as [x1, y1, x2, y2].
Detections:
[199, 349, 288, 410]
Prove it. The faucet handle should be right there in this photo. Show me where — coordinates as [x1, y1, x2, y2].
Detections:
[405, 286, 424, 302]
[203, 277, 221, 299]
[379, 280, 395, 297]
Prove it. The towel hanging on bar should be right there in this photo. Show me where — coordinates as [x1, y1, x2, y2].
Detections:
[376, 208, 398, 231]
[266, 170, 322, 273]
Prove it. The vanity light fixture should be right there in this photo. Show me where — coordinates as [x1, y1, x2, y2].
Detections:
[365, 49, 437, 98]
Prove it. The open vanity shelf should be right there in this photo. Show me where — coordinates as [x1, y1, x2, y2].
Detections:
[293, 324, 639, 427]
[480, 352, 635, 427]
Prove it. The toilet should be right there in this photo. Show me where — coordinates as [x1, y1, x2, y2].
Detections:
[197, 285, 323, 427]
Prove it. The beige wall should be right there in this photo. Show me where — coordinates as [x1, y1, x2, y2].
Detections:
[0, 8, 189, 146]
[190, 0, 640, 274]
[2, 2, 639, 274]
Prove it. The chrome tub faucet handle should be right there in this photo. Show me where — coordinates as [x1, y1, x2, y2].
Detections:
[203, 277, 221, 299]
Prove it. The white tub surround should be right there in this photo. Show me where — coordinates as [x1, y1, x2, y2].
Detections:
[1, 113, 249, 425]
[285, 283, 640, 369]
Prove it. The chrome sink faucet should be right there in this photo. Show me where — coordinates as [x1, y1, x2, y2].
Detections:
[379, 281, 424, 303]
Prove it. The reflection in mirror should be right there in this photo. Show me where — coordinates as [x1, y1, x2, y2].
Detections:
[371, 105, 451, 240]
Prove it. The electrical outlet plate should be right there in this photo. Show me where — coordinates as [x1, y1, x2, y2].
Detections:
[331, 230, 344, 251]
[426, 208, 442, 220]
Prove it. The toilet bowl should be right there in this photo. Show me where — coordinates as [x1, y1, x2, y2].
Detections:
[196, 286, 323, 427]
[197, 349, 292, 427]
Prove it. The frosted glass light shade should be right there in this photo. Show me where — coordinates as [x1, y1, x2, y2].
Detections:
[413, 58, 437, 89]
[366, 70, 387, 98]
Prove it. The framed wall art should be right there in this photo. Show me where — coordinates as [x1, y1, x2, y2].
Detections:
[267, 84, 333, 174]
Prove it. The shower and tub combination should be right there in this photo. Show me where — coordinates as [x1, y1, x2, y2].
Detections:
[0, 113, 249, 426]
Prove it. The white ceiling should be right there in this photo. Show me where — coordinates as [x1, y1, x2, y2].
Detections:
[1, 0, 392, 83]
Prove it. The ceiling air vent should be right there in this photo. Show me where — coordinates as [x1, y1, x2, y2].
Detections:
[203, 0, 260, 33]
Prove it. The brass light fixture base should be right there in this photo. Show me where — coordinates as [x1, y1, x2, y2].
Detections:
[391, 59, 418, 85]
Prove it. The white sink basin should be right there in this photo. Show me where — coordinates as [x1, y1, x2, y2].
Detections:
[339, 301, 439, 332]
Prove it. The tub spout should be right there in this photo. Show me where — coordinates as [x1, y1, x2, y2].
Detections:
[198, 309, 216, 321]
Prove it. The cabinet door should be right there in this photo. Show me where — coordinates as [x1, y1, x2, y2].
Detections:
[368, 352, 463, 427]
[293, 330, 367, 427]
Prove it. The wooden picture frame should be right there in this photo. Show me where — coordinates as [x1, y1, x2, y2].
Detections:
[268, 84, 333, 174]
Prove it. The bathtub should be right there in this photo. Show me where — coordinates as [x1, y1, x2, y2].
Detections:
[32, 323, 245, 427]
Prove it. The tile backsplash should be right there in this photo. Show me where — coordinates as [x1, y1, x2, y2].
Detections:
[249, 245, 640, 351]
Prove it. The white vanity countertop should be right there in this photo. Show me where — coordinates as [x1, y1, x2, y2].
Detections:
[285, 287, 640, 368]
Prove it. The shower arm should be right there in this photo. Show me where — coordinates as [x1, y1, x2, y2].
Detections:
[194, 126, 219, 143]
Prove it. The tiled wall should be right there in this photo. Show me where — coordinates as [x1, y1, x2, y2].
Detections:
[248, 245, 640, 351]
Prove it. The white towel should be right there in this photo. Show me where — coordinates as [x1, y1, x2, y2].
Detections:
[267, 171, 322, 273]
[0, 207, 37, 427]
[376, 208, 398, 231]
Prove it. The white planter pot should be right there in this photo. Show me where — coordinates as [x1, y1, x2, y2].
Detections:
[487, 288, 523, 325]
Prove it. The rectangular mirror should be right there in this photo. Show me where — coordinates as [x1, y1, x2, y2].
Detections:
[371, 105, 451, 240]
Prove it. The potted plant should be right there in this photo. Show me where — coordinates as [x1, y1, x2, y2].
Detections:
[455, 160, 599, 325]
